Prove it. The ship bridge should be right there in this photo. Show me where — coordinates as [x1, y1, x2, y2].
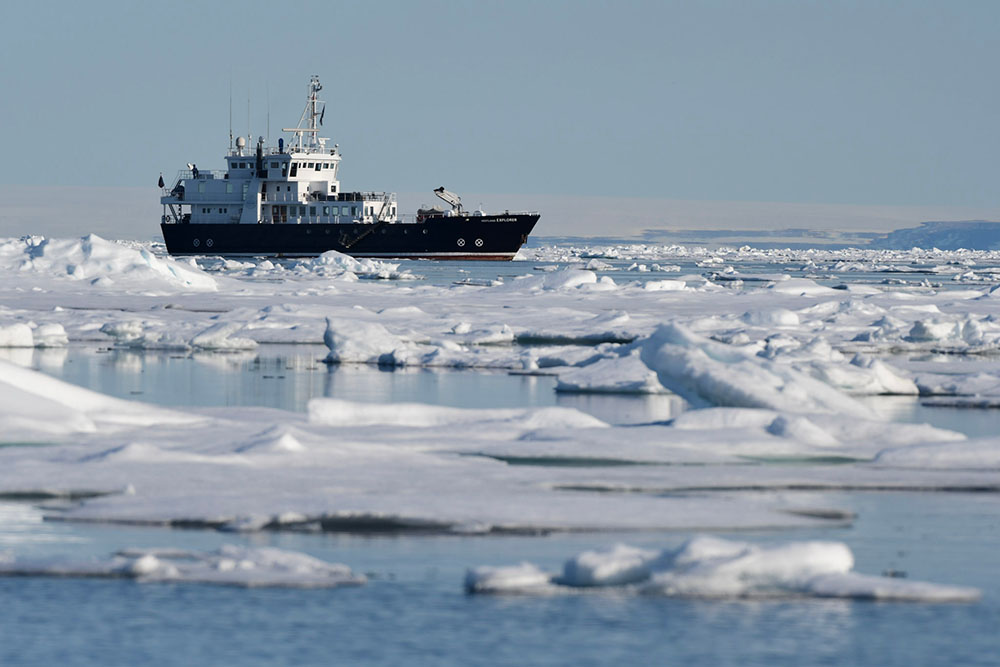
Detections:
[160, 75, 395, 227]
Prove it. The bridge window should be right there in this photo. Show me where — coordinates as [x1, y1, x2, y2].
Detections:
[315, 163, 321, 171]
[310, 206, 316, 216]
[271, 162, 279, 168]
[323, 206, 329, 216]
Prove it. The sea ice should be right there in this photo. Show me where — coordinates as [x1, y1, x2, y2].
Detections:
[466, 536, 981, 601]
[0, 544, 365, 588]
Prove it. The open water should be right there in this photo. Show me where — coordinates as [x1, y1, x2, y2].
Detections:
[2, 258, 999, 666]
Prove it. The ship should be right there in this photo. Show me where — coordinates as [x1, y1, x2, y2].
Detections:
[159, 76, 538, 260]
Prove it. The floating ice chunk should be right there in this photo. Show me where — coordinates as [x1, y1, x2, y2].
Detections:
[303, 250, 411, 280]
[189, 322, 258, 351]
[805, 572, 981, 602]
[0, 323, 33, 347]
[0, 545, 365, 588]
[99, 321, 189, 350]
[915, 371, 1000, 396]
[907, 319, 960, 342]
[465, 562, 555, 594]
[467, 536, 980, 601]
[558, 544, 658, 587]
[32, 323, 68, 347]
[555, 350, 668, 394]
[639, 323, 873, 417]
[584, 258, 613, 271]
[648, 538, 850, 597]
[323, 317, 415, 365]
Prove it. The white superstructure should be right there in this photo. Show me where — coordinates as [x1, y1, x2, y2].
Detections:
[160, 75, 397, 227]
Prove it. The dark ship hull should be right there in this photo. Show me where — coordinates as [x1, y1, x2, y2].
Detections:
[161, 213, 539, 260]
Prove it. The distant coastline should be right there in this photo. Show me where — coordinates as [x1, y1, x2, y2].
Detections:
[536, 220, 1000, 251]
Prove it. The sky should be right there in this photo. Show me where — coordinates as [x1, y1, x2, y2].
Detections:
[1, 0, 999, 239]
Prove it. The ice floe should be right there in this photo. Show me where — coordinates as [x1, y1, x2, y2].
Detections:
[466, 536, 980, 601]
[0, 544, 364, 588]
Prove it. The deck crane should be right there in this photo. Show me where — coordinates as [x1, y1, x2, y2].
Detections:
[434, 187, 464, 215]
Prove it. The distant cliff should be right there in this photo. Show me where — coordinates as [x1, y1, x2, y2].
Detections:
[872, 221, 1000, 250]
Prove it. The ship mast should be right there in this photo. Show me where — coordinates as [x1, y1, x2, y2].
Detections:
[284, 75, 326, 152]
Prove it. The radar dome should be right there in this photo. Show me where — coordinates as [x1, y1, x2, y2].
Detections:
[236, 136, 246, 148]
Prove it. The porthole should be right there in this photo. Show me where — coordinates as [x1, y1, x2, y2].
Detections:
[206, 238, 214, 248]
[456, 238, 466, 247]
[192, 238, 201, 248]
[422, 229, 428, 235]
[474, 238, 484, 247]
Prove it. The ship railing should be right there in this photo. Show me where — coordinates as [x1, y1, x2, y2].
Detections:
[168, 169, 228, 190]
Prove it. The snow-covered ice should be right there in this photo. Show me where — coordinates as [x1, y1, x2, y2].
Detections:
[465, 536, 980, 602]
[1, 235, 1000, 537]
[0, 544, 364, 588]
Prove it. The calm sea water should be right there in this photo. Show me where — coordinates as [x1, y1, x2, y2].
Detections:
[3, 258, 1000, 666]
[1, 492, 997, 667]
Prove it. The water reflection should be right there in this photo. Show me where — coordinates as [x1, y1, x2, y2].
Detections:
[23, 345, 997, 435]
[0, 347, 33, 367]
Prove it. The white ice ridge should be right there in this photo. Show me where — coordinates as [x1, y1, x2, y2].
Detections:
[465, 536, 981, 602]
[0, 234, 217, 290]
[0, 545, 364, 588]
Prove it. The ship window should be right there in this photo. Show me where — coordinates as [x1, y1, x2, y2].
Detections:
[322, 206, 329, 216]
[198, 182, 205, 193]
[226, 183, 233, 193]
[290, 163, 298, 177]
[271, 162, 278, 168]
[310, 206, 316, 216]
[351, 206, 357, 216]
[307, 163, 314, 168]
[315, 163, 322, 171]
[300, 206, 306, 216]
